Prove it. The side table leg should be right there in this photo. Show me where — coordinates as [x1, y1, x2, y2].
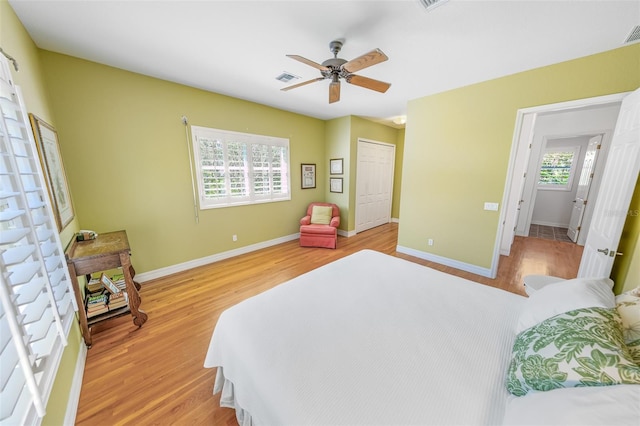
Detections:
[120, 252, 148, 327]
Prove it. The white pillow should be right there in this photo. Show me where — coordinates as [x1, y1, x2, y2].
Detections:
[616, 292, 640, 344]
[503, 385, 640, 426]
[516, 277, 614, 333]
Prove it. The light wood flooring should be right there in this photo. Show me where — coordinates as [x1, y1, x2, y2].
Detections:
[75, 223, 583, 425]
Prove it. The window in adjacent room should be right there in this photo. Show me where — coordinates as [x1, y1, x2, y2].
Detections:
[537, 146, 580, 191]
[190, 126, 290, 209]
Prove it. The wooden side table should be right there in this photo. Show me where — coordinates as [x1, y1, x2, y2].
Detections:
[65, 230, 148, 347]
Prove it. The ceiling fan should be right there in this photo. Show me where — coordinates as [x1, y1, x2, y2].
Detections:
[281, 40, 391, 104]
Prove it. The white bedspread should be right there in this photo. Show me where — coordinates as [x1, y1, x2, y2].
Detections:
[204, 249, 526, 425]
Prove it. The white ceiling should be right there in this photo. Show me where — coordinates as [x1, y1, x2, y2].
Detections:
[8, 0, 640, 128]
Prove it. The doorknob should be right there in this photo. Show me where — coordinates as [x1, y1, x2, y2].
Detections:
[597, 248, 609, 255]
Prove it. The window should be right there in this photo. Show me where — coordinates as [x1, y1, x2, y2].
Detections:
[191, 126, 290, 209]
[0, 56, 76, 424]
[537, 146, 580, 191]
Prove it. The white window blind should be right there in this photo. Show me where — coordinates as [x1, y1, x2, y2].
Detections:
[537, 146, 581, 191]
[191, 126, 290, 209]
[0, 55, 77, 425]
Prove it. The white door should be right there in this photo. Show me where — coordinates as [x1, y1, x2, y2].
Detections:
[355, 139, 395, 233]
[567, 135, 602, 242]
[578, 88, 640, 278]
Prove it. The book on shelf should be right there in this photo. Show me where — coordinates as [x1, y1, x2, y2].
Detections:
[86, 277, 103, 293]
[100, 273, 121, 294]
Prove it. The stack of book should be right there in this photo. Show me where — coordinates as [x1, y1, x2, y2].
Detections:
[86, 293, 109, 317]
[84, 273, 130, 318]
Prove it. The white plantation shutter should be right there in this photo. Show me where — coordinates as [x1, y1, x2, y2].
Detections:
[191, 126, 290, 209]
[0, 56, 77, 425]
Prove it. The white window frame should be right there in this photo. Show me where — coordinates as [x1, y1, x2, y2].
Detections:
[190, 126, 291, 209]
[537, 146, 581, 191]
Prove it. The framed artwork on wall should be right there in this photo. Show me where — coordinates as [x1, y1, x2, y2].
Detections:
[301, 163, 316, 189]
[29, 114, 75, 231]
[330, 158, 343, 175]
[330, 177, 343, 193]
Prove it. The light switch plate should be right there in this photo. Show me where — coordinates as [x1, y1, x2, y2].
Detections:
[484, 202, 499, 211]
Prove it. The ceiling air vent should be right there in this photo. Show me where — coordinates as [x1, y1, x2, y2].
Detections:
[276, 72, 299, 83]
[418, 0, 449, 12]
[623, 25, 640, 44]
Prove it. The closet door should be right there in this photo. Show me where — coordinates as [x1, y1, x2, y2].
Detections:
[355, 139, 395, 233]
[0, 55, 76, 425]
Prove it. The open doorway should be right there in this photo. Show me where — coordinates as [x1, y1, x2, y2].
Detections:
[494, 92, 629, 278]
[499, 96, 623, 255]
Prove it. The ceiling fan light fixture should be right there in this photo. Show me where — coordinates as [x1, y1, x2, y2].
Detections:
[417, 0, 449, 12]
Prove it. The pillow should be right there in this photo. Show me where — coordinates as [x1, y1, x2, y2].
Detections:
[310, 205, 333, 225]
[507, 307, 640, 397]
[615, 292, 640, 364]
[502, 385, 640, 425]
[516, 277, 615, 333]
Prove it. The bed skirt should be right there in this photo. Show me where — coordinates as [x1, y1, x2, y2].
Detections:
[214, 367, 255, 426]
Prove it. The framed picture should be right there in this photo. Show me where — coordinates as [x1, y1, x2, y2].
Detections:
[330, 177, 343, 193]
[330, 158, 343, 175]
[100, 273, 121, 295]
[301, 163, 316, 189]
[29, 114, 74, 231]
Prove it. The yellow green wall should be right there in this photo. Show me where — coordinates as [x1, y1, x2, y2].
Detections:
[401, 44, 640, 280]
[1, 2, 82, 425]
[39, 51, 329, 272]
[325, 116, 403, 232]
[612, 175, 640, 294]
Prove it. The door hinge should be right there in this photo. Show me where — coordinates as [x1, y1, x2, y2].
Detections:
[529, 143, 532, 149]
[597, 144, 601, 149]
[523, 172, 527, 178]
[590, 173, 594, 178]
[577, 226, 581, 231]
[584, 199, 587, 205]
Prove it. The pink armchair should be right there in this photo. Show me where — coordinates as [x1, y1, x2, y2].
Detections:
[299, 202, 340, 249]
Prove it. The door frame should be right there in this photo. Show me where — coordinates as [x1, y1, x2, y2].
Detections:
[491, 91, 630, 278]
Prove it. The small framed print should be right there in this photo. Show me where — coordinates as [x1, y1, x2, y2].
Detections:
[100, 273, 121, 294]
[330, 177, 343, 193]
[330, 158, 343, 175]
[301, 163, 316, 189]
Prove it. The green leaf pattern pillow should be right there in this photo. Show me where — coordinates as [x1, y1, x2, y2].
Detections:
[507, 307, 640, 396]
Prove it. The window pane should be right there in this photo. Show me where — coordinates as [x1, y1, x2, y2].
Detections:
[538, 151, 575, 186]
[227, 142, 247, 198]
[252, 144, 270, 195]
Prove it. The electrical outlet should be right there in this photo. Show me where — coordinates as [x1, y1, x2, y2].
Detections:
[428, 239, 434, 246]
[232, 234, 237, 242]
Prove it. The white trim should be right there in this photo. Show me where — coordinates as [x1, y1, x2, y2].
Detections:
[391, 217, 400, 223]
[338, 229, 356, 237]
[493, 91, 630, 278]
[135, 233, 299, 283]
[396, 245, 492, 278]
[63, 342, 87, 426]
[531, 220, 569, 228]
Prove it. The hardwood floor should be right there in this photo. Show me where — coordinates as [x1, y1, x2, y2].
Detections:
[75, 223, 582, 425]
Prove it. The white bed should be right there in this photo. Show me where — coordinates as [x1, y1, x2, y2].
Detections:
[204, 249, 640, 425]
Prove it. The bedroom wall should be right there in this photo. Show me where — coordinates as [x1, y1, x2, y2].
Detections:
[400, 44, 640, 278]
[325, 116, 403, 233]
[1, 3, 83, 425]
[38, 51, 328, 273]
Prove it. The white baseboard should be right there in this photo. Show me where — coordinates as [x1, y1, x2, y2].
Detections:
[531, 221, 569, 228]
[64, 342, 87, 426]
[391, 217, 399, 223]
[339, 229, 356, 237]
[135, 233, 300, 283]
[396, 245, 493, 278]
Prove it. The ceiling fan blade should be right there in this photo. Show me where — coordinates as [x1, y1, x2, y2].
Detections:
[329, 81, 340, 104]
[286, 55, 330, 71]
[342, 48, 388, 73]
[346, 74, 391, 93]
[281, 77, 325, 91]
